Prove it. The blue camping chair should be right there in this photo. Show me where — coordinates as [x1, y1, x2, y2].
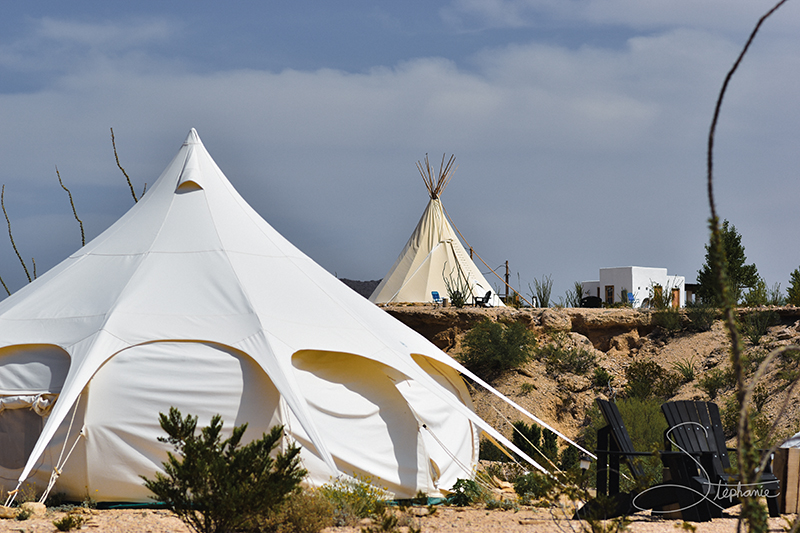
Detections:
[431, 291, 442, 307]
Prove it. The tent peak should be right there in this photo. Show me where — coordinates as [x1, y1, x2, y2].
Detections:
[183, 128, 203, 146]
[417, 154, 456, 200]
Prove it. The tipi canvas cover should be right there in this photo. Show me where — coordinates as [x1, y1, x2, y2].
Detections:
[369, 157, 503, 306]
[0, 130, 556, 504]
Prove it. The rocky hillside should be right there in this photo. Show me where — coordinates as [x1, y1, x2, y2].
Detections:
[380, 304, 800, 446]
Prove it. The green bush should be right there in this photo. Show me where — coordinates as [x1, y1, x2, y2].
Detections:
[479, 438, 509, 462]
[686, 303, 717, 332]
[768, 282, 785, 306]
[624, 360, 682, 400]
[442, 265, 470, 308]
[458, 319, 536, 380]
[652, 308, 682, 332]
[142, 407, 306, 533]
[696, 367, 734, 400]
[591, 367, 612, 389]
[529, 274, 553, 308]
[559, 446, 580, 471]
[512, 420, 542, 461]
[513, 471, 552, 504]
[564, 281, 584, 308]
[318, 473, 389, 526]
[448, 478, 483, 507]
[720, 396, 770, 445]
[259, 490, 334, 533]
[741, 310, 779, 345]
[52, 515, 86, 532]
[533, 343, 596, 377]
[511, 421, 559, 469]
[778, 349, 800, 383]
[671, 357, 696, 384]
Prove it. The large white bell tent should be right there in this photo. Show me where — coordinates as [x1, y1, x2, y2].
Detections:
[369, 154, 503, 307]
[0, 130, 586, 505]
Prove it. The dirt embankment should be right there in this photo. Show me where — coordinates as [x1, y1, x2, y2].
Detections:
[381, 305, 800, 444]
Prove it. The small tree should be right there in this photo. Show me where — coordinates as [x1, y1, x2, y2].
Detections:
[788, 267, 800, 306]
[696, 219, 759, 305]
[142, 408, 306, 533]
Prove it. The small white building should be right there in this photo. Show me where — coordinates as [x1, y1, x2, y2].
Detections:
[582, 266, 686, 308]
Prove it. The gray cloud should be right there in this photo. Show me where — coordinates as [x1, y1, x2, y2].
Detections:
[0, 8, 797, 303]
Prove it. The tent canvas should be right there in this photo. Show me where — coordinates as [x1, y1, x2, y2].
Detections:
[0, 130, 579, 505]
[369, 155, 503, 307]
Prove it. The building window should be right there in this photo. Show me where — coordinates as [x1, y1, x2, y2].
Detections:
[605, 285, 614, 304]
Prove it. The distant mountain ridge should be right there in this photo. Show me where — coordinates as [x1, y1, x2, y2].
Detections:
[339, 278, 381, 299]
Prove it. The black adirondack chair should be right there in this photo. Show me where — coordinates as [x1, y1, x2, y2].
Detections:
[661, 400, 781, 518]
[575, 399, 690, 520]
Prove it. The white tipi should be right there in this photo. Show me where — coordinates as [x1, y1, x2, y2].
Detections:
[369, 155, 503, 307]
[0, 130, 569, 505]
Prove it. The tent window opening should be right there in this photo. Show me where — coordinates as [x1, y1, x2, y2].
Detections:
[0, 407, 44, 470]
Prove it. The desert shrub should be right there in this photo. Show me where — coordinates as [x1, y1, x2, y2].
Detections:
[479, 438, 509, 462]
[721, 396, 771, 445]
[142, 407, 305, 533]
[648, 282, 675, 309]
[564, 281, 584, 308]
[259, 490, 334, 533]
[448, 478, 483, 507]
[15, 507, 32, 521]
[318, 473, 389, 526]
[442, 265, 470, 308]
[52, 515, 86, 532]
[686, 302, 718, 332]
[511, 421, 576, 472]
[743, 349, 768, 376]
[696, 367, 734, 400]
[529, 274, 553, 308]
[741, 310, 779, 345]
[559, 445, 580, 471]
[624, 360, 682, 400]
[768, 282, 785, 306]
[752, 383, 769, 411]
[778, 349, 800, 383]
[459, 319, 536, 380]
[652, 308, 682, 332]
[592, 366, 612, 389]
[533, 343, 596, 377]
[512, 421, 546, 465]
[671, 357, 696, 384]
[513, 471, 552, 504]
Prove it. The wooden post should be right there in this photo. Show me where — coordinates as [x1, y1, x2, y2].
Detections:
[505, 261, 509, 300]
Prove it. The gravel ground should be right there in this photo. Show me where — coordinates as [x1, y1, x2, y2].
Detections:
[0, 506, 795, 533]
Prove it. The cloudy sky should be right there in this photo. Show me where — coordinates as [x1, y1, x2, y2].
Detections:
[0, 1, 797, 302]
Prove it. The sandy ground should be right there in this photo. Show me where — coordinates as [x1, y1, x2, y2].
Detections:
[0, 506, 795, 533]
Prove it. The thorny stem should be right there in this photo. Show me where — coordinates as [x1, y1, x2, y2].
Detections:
[705, 1, 790, 532]
[111, 128, 138, 203]
[1, 185, 32, 283]
[56, 166, 85, 247]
